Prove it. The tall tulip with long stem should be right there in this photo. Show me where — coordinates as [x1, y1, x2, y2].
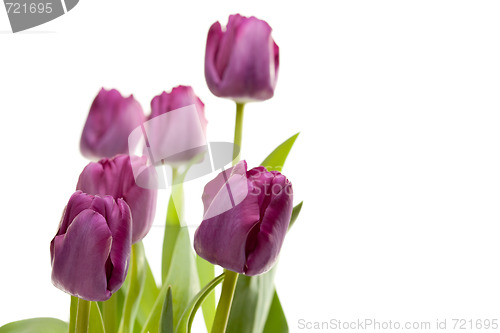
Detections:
[205, 13, 280, 333]
[210, 102, 244, 333]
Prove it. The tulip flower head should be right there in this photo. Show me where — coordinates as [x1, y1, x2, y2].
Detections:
[80, 88, 145, 160]
[194, 160, 293, 276]
[50, 191, 132, 301]
[205, 14, 279, 103]
[76, 154, 157, 243]
[146, 86, 207, 166]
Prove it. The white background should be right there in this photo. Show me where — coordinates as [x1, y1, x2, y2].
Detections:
[1, 1, 500, 332]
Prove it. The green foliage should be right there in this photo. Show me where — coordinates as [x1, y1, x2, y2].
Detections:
[159, 287, 174, 333]
[0, 318, 68, 333]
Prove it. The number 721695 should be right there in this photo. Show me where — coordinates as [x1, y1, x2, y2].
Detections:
[5, 2, 53, 14]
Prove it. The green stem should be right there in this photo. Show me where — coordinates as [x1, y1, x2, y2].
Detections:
[211, 270, 239, 333]
[75, 299, 90, 333]
[69, 296, 78, 333]
[233, 103, 245, 164]
[102, 290, 118, 333]
[210, 102, 246, 333]
[161, 167, 185, 283]
[118, 242, 145, 333]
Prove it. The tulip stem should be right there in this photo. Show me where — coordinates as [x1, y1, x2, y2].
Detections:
[101, 293, 118, 333]
[211, 270, 239, 333]
[210, 102, 245, 333]
[233, 103, 245, 164]
[118, 242, 146, 333]
[75, 298, 90, 333]
[69, 296, 78, 333]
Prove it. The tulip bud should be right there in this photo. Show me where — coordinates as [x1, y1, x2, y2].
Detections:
[205, 14, 279, 103]
[147, 86, 207, 165]
[80, 88, 145, 160]
[50, 191, 132, 301]
[194, 160, 293, 276]
[76, 154, 157, 243]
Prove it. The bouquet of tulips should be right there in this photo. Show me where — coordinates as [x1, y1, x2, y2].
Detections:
[0, 14, 302, 333]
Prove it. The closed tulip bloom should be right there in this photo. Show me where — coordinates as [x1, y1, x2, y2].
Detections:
[205, 14, 279, 103]
[80, 88, 145, 160]
[50, 191, 132, 301]
[77, 154, 157, 243]
[147, 86, 207, 165]
[194, 161, 293, 276]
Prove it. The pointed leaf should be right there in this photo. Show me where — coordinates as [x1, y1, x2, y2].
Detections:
[162, 174, 185, 283]
[0, 318, 68, 333]
[176, 273, 225, 333]
[135, 256, 159, 329]
[159, 287, 174, 333]
[263, 290, 288, 333]
[141, 228, 199, 333]
[260, 133, 299, 172]
[288, 202, 303, 230]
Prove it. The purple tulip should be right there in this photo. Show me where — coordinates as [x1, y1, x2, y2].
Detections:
[205, 14, 279, 103]
[50, 191, 132, 301]
[194, 160, 293, 276]
[80, 88, 145, 160]
[76, 154, 157, 243]
[147, 86, 207, 165]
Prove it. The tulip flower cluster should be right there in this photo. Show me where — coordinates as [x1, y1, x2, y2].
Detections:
[1, 14, 302, 333]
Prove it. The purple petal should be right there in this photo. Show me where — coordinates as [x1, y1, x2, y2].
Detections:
[95, 197, 132, 293]
[77, 155, 157, 243]
[205, 22, 224, 95]
[245, 176, 293, 275]
[80, 88, 145, 160]
[215, 14, 245, 79]
[204, 15, 278, 102]
[51, 209, 113, 301]
[55, 191, 94, 236]
[147, 87, 207, 165]
[201, 160, 247, 216]
[194, 162, 293, 276]
[194, 173, 260, 273]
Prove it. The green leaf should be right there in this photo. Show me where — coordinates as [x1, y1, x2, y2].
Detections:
[289, 202, 303, 230]
[140, 283, 169, 333]
[176, 273, 225, 333]
[226, 268, 277, 333]
[0, 318, 68, 333]
[141, 228, 199, 333]
[159, 287, 174, 333]
[263, 290, 288, 333]
[164, 228, 199, 330]
[89, 302, 105, 333]
[260, 132, 299, 172]
[118, 242, 147, 333]
[196, 255, 215, 332]
[162, 170, 185, 283]
[135, 256, 160, 330]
